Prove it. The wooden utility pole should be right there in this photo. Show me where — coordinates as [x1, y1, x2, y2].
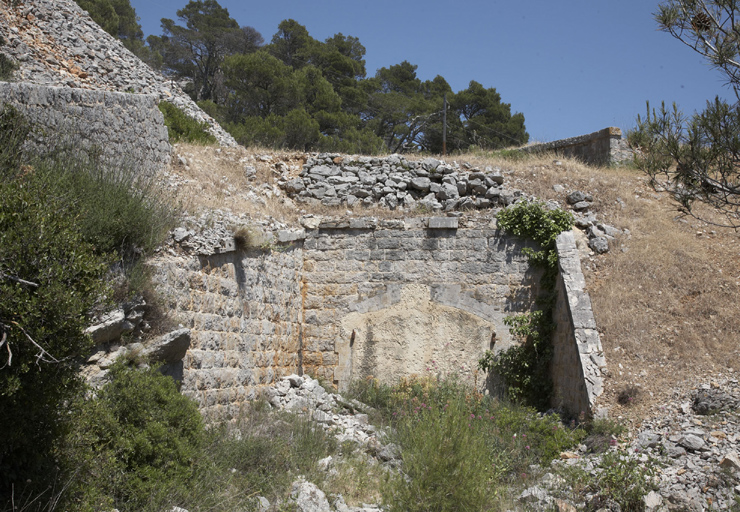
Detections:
[442, 93, 447, 157]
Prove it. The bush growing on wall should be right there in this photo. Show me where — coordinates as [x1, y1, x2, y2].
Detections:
[479, 202, 573, 409]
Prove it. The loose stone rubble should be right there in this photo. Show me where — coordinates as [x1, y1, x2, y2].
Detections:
[280, 153, 622, 255]
[259, 374, 391, 512]
[518, 377, 740, 511]
[81, 295, 192, 387]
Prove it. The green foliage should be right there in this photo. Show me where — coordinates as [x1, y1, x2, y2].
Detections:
[586, 449, 659, 511]
[144, 6, 527, 154]
[60, 364, 205, 511]
[38, 151, 177, 259]
[148, 0, 263, 103]
[73, 0, 151, 59]
[481, 202, 573, 408]
[363, 377, 585, 511]
[0, 160, 111, 496]
[479, 310, 554, 409]
[158, 101, 217, 145]
[384, 393, 491, 511]
[628, 1, 740, 227]
[0, 105, 29, 171]
[62, 388, 337, 511]
[629, 99, 740, 228]
[496, 201, 573, 274]
[0, 106, 178, 500]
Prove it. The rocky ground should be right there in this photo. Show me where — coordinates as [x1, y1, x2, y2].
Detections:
[518, 378, 740, 511]
[162, 373, 740, 511]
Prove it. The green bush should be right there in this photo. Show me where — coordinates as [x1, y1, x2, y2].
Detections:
[586, 449, 659, 511]
[496, 201, 573, 276]
[384, 393, 491, 511]
[359, 377, 585, 510]
[61, 364, 205, 511]
[158, 101, 217, 144]
[34, 151, 177, 259]
[0, 167, 111, 497]
[0, 104, 178, 504]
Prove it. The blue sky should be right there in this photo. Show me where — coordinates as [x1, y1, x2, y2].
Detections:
[129, 0, 732, 144]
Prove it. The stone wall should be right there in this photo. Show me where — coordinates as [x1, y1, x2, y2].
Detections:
[281, 153, 524, 212]
[152, 212, 605, 419]
[550, 231, 606, 417]
[521, 127, 633, 166]
[0, 81, 170, 174]
[151, 248, 304, 420]
[0, 0, 237, 146]
[299, 216, 543, 391]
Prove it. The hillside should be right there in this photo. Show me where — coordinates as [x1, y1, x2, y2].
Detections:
[2, 2, 740, 510]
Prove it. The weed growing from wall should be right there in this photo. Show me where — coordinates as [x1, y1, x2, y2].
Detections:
[479, 201, 573, 409]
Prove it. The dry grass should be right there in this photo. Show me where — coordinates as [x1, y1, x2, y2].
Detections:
[165, 144, 740, 424]
[477, 151, 740, 424]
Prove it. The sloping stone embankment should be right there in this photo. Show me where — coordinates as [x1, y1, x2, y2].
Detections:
[0, 0, 236, 146]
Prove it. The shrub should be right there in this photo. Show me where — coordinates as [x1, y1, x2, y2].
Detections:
[376, 377, 585, 511]
[34, 151, 177, 260]
[0, 168, 111, 497]
[60, 363, 205, 511]
[480, 202, 573, 408]
[0, 104, 178, 503]
[496, 200, 573, 276]
[158, 102, 217, 145]
[587, 449, 659, 511]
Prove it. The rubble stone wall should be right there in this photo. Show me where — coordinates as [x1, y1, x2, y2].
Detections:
[0, 81, 170, 174]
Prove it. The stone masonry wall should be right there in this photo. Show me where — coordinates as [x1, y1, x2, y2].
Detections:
[151, 248, 304, 420]
[0, 81, 170, 174]
[154, 214, 604, 418]
[521, 127, 633, 166]
[551, 231, 606, 417]
[300, 216, 543, 392]
[0, 0, 237, 146]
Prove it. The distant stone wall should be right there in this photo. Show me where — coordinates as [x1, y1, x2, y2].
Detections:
[0, 82, 170, 174]
[521, 127, 633, 166]
[551, 231, 606, 417]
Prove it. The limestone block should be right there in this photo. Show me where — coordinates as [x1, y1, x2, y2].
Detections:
[427, 217, 458, 229]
